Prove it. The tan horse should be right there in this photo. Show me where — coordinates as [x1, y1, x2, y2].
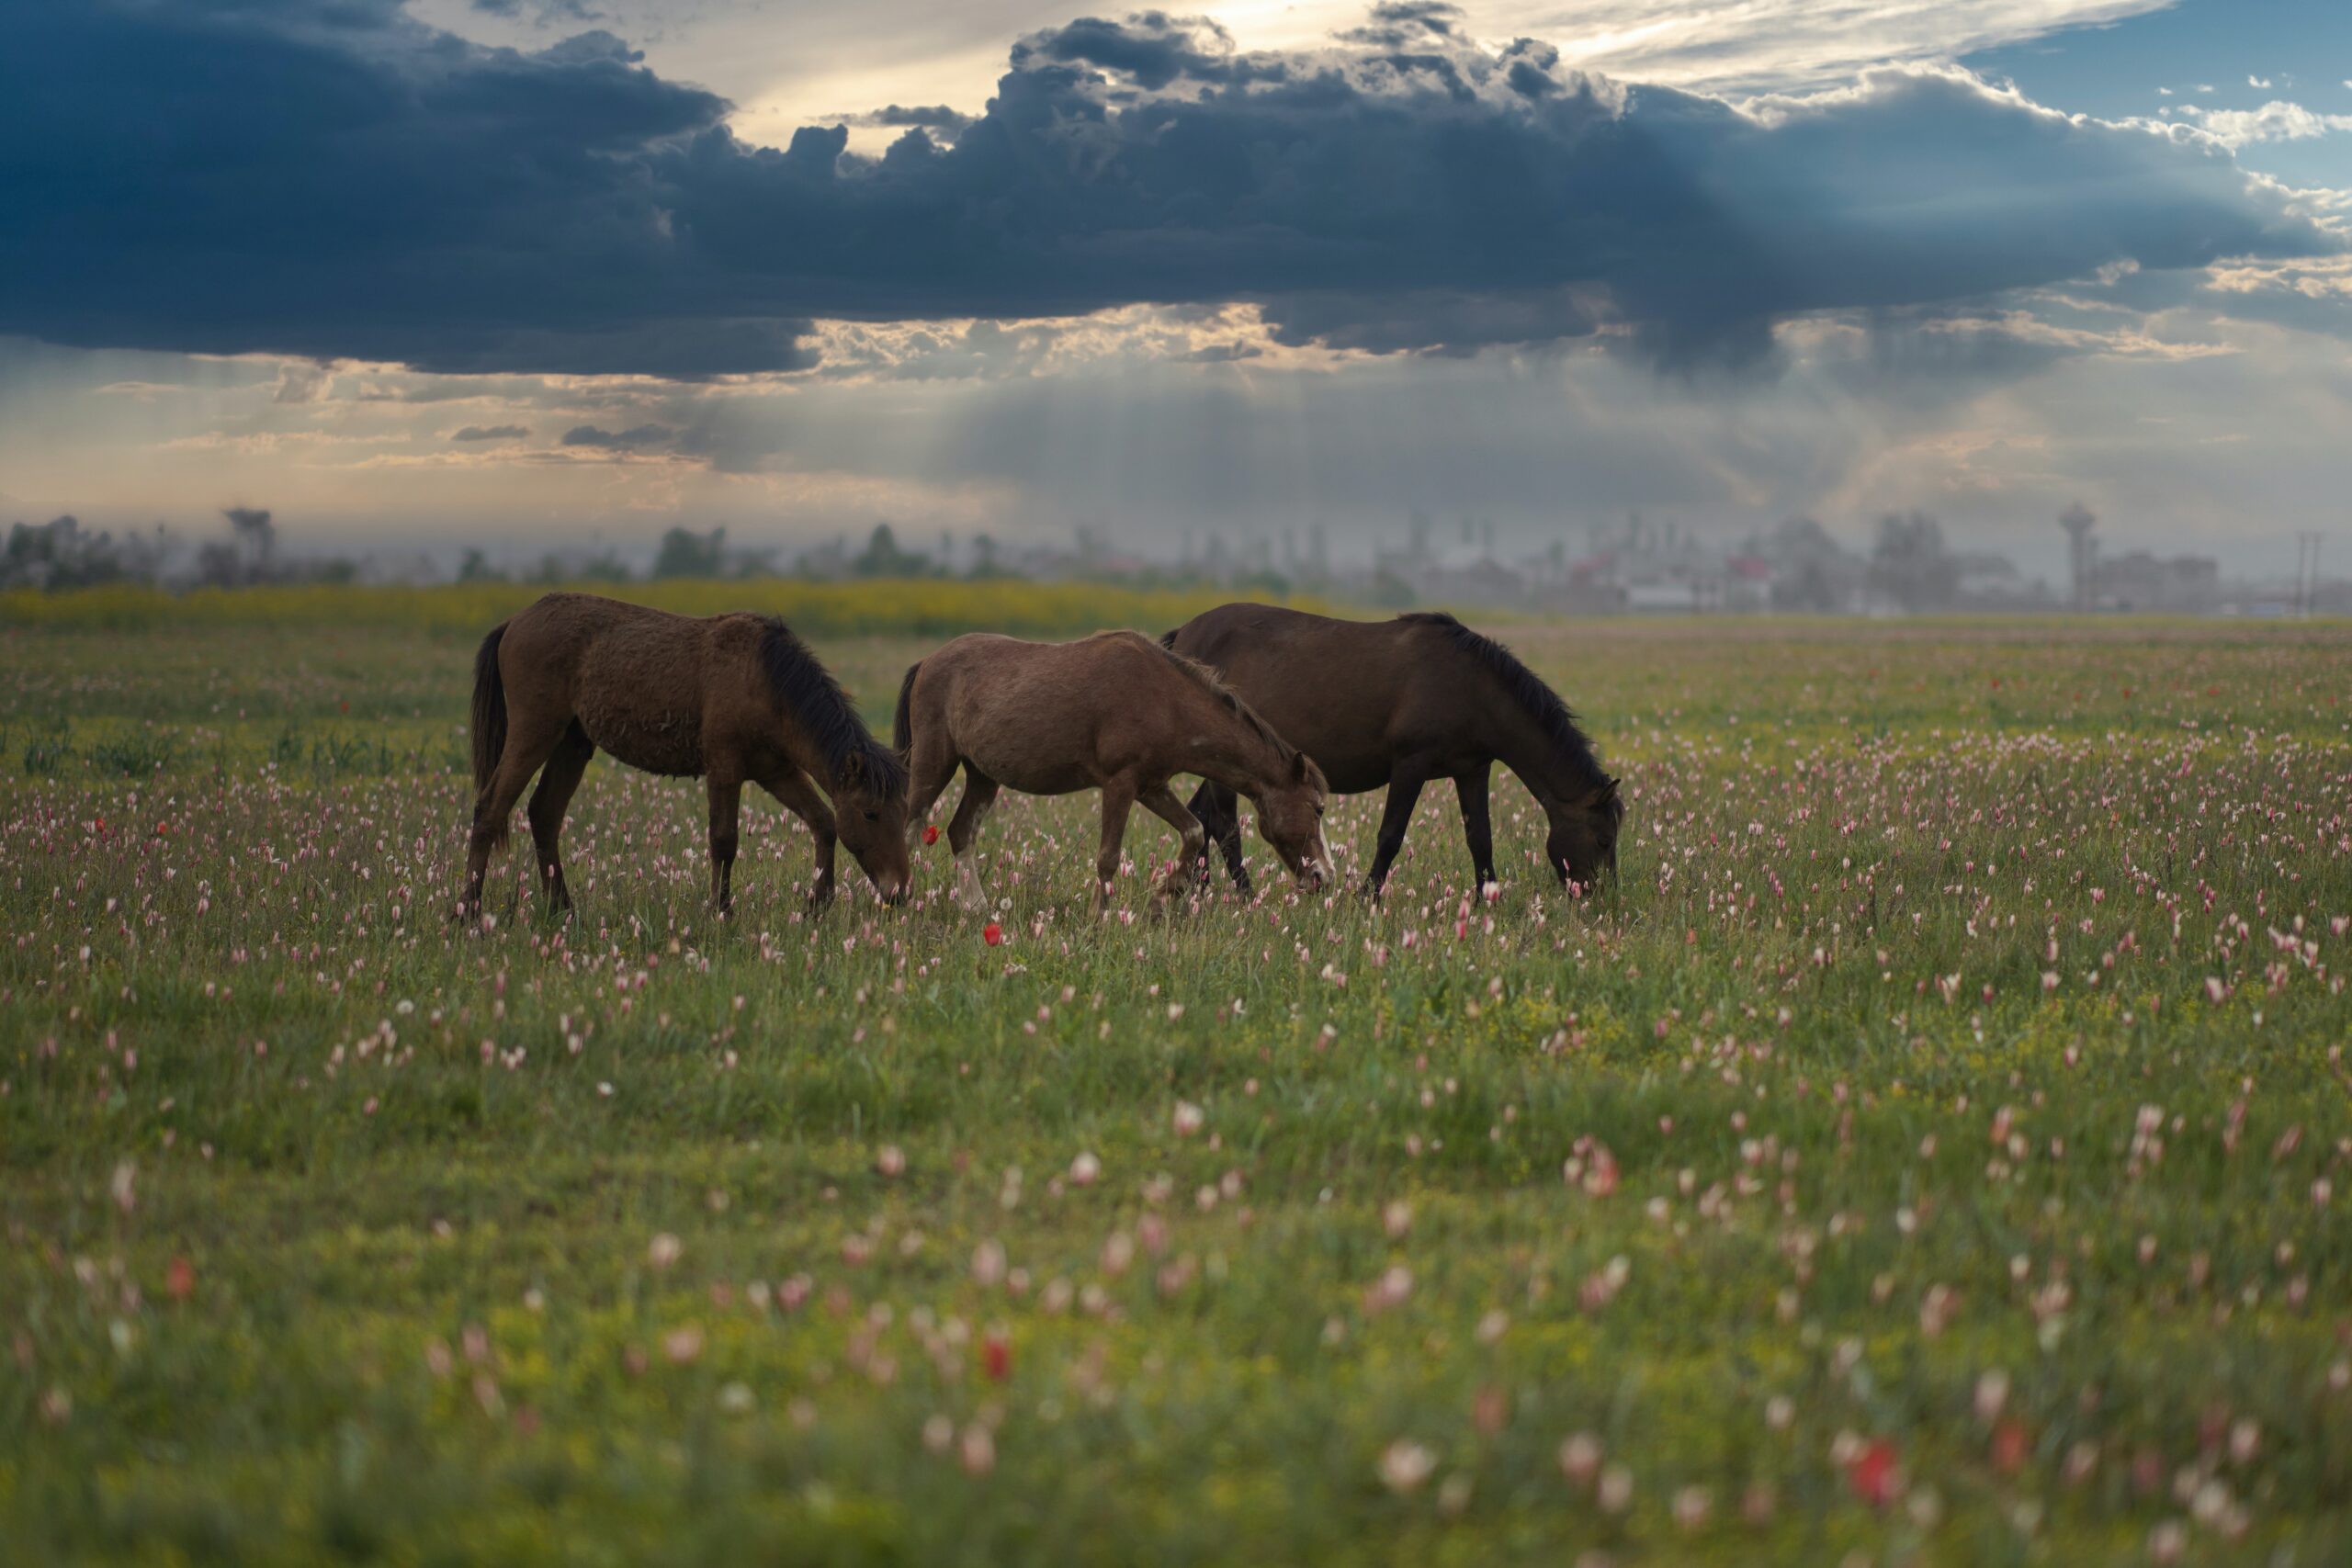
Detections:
[462, 592, 910, 918]
[892, 630, 1332, 910]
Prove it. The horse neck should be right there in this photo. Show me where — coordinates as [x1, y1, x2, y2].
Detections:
[775, 713, 845, 795]
[1191, 694, 1293, 799]
[1484, 684, 1587, 807]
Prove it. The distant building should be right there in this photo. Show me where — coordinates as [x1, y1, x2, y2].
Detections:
[1752, 517, 1866, 614]
[2059, 502, 2097, 612]
[2096, 550, 2219, 614]
[1954, 550, 2042, 610]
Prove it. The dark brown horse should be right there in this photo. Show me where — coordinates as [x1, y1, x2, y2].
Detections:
[462, 592, 910, 918]
[1162, 605, 1621, 896]
[893, 630, 1332, 910]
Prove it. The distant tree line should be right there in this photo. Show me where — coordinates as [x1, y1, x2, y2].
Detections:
[6, 510, 2043, 611]
[448, 524, 1023, 588]
[3, 508, 358, 591]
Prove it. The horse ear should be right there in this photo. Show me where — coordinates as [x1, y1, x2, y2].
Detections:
[1291, 750, 1310, 784]
[839, 749, 867, 789]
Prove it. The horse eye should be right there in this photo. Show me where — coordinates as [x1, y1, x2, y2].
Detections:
[865, 809, 879, 821]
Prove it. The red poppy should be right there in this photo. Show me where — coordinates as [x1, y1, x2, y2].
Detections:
[165, 1256, 196, 1302]
[923, 824, 940, 845]
[982, 1332, 1012, 1382]
[983, 921, 1003, 946]
[1847, 1438, 1901, 1506]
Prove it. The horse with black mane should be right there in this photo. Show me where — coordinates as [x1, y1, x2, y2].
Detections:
[461, 592, 910, 918]
[1162, 605, 1621, 897]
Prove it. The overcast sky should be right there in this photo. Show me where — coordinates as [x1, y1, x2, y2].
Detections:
[2, 0, 2346, 574]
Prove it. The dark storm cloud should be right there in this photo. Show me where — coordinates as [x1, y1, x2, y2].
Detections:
[859, 103, 978, 137]
[1007, 13, 1272, 92]
[1179, 341, 1265, 363]
[472, 0, 605, 22]
[560, 422, 675, 448]
[1339, 3, 1466, 48]
[0, 4, 2337, 378]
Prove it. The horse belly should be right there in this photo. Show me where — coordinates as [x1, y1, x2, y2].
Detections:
[574, 662, 707, 777]
[1314, 754, 1396, 796]
[941, 671, 1102, 795]
[1227, 689, 1388, 795]
[962, 739, 1094, 797]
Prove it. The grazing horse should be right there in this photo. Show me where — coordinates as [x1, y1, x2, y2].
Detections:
[462, 592, 910, 918]
[1162, 605, 1621, 897]
[893, 630, 1333, 910]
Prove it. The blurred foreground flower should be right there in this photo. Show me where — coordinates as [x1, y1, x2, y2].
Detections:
[1378, 1438, 1436, 1493]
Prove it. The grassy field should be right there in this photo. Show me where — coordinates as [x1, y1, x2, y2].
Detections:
[3, 592, 2349, 1566]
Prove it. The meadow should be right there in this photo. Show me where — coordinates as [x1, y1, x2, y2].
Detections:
[3, 587, 2348, 1567]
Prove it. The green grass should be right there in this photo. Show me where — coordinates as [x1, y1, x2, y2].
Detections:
[3, 613, 2348, 1566]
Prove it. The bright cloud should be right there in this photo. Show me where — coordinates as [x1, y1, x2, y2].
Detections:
[2176, 100, 2352, 149]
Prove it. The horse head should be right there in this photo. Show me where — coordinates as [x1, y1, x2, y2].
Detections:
[1544, 775, 1622, 897]
[832, 746, 912, 905]
[1253, 750, 1333, 894]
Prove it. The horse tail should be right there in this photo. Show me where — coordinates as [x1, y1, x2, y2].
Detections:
[892, 659, 922, 757]
[470, 622, 509, 795]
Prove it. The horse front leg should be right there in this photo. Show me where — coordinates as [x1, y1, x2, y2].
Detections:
[754, 765, 837, 910]
[1184, 779, 1250, 892]
[706, 770, 742, 916]
[1137, 782, 1206, 908]
[1455, 763, 1497, 893]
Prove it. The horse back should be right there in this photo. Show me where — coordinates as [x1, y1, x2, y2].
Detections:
[912, 630, 1211, 795]
[1168, 605, 1483, 792]
[502, 593, 739, 777]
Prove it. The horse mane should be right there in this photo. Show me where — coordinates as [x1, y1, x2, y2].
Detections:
[1143, 634, 1303, 767]
[1400, 612, 1612, 795]
[756, 618, 908, 795]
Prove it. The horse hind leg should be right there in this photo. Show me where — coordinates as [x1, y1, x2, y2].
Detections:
[1362, 756, 1436, 898]
[526, 722, 593, 917]
[462, 706, 573, 919]
[901, 720, 959, 850]
[1091, 774, 1138, 914]
[946, 765, 1001, 911]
